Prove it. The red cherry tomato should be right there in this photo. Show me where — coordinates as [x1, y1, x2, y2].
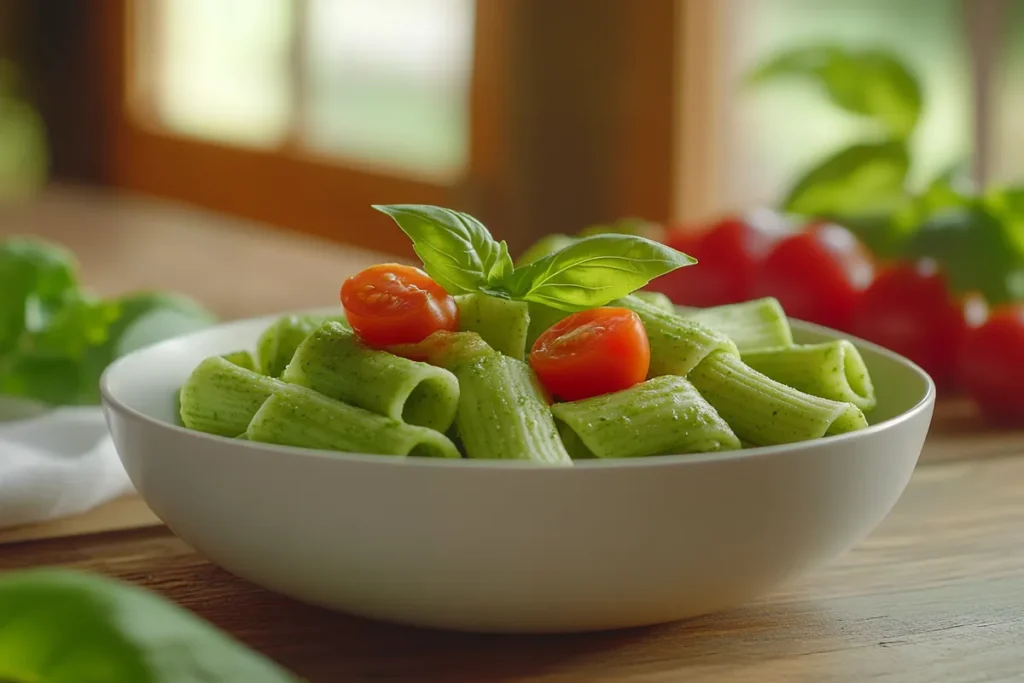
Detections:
[647, 210, 794, 307]
[850, 260, 966, 387]
[751, 222, 874, 331]
[529, 307, 649, 402]
[340, 264, 458, 347]
[960, 303, 1024, 424]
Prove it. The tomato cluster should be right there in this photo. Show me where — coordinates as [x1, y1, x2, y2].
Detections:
[647, 212, 1024, 424]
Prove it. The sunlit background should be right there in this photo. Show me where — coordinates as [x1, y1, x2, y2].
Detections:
[0, 0, 1020, 250]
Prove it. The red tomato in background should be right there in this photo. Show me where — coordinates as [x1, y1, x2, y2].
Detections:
[751, 222, 874, 331]
[850, 261, 967, 388]
[960, 304, 1024, 424]
[340, 264, 459, 347]
[529, 307, 649, 402]
[647, 209, 795, 307]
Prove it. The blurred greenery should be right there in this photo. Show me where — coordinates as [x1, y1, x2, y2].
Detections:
[750, 44, 1024, 304]
[0, 59, 48, 203]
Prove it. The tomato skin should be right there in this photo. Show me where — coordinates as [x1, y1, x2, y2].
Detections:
[340, 264, 458, 347]
[850, 261, 966, 387]
[647, 210, 794, 307]
[751, 222, 875, 332]
[529, 307, 649, 402]
[960, 304, 1024, 424]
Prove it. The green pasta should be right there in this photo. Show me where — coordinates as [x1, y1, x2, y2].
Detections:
[629, 290, 676, 314]
[221, 350, 258, 371]
[681, 297, 794, 353]
[742, 340, 876, 411]
[688, 350, 868, 446]
[179, 356, 285, 437]
[456, 292, 531, 359]
[453, 353, 572, 466]
[247, 384, 461, 458]
[524, 301, 570, 350]
[282, 322, 459, 432]
[551, 376, 741, 458]
[257, 313, 349, 378]
[617, 294, 739, 377]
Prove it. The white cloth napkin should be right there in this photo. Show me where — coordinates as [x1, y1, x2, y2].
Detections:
[0, 398, 133, 530]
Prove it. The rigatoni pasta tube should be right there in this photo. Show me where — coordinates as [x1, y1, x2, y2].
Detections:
[452, 352, 572, 466]
[247, 384, 460, 458]
[551, 376, 741, 458]
[616, 295, 739, 377]
[179, 356, 285, 437]
[256, 313, 349, 377]
[455, 292, 531, 359]
[741, 340, 876, 411]
[688, 351, 868, 446]
[681, 298, 794, 353]
[282, 322, 459, 432]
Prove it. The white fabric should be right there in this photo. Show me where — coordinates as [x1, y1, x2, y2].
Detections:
[0, 401, 132, 530]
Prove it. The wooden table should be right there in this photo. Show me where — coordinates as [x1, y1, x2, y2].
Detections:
[2, 187, 1023, 682]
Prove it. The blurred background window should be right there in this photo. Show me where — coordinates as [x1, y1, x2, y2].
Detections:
[2, 0, 1018, 251]
[132, 0, 475, 180]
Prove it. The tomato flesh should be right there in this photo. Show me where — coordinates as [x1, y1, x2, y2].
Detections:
[850, 260, 966, 388]
[960, 304, 1024, 424]
[647, 210, 793, 307]
[751, 222, 874, 332]
[529, 307, 649, 402]
[340, 264, 458, 347]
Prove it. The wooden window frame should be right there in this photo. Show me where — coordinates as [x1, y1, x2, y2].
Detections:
[91, 1, 681, 256]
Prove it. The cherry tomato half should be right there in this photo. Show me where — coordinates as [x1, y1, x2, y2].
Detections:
[850, 260, 967, 388]
[340, 264, 458, 347]
[529, 307, 649, 402]
[647, 210, 794, 308]
[960, 303, 1024, 424]
[751, 222, 874, 332]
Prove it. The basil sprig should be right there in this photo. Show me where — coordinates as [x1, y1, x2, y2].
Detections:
[374, 205, 694, 311]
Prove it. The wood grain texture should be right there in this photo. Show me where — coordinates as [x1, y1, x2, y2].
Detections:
[2, 455, 1022, 682]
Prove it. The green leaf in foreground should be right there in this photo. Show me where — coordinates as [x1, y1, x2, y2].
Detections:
[901, 205, 1024, 305]
[373, 204, 514, 295]
[503, 234, 695, 312]
[783, 141, 910, 218]
[748, 45, 922, 140]
[0, 569, 299, 683]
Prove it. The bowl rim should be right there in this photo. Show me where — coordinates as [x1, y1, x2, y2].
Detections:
[99, 308, 936, 472]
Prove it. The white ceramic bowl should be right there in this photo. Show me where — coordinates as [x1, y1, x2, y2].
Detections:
[100, 311, 934, 634]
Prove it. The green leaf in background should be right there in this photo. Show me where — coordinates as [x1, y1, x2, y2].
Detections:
[503, 234, 695, 312]
[748, 45, 922, 140]
[0, 568, 300, 683]
[0, 238, 217, 407]
[577, 217, 664, 241]
[835, 168, 975, 259]
[0, 60, 49, 203]
[372, 204, 514, 295]
[783, 141, 910, 218]
[0, 238, 78, 354]
[515, 233, 579, 267]
[901, 204, 1024, 305]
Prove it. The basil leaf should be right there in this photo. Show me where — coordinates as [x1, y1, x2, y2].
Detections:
[783, 141, 910, 218]
[373, 204, 514, 294]
[0, 568, 300, 682]
[503, 234, 695, 312]
[901, 204, 1024, 305]
[748, 46, 922, 140]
